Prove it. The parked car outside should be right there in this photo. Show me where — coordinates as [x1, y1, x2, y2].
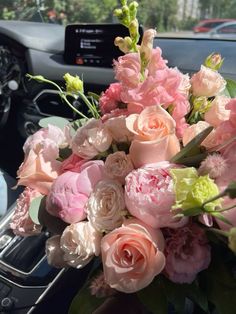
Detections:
[193, 18, 236, 33]
[194, 21, 236, 40]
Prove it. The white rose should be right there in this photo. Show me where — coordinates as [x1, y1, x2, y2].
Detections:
[204, 95, 230, 127]
[87, 180, 126, 233]
[45, 235, 67, 269]
[105, 115, 133, 142]
[104, 151, 134, 184]
[60, 222, 102, 268]
[72, 118, 112, 159]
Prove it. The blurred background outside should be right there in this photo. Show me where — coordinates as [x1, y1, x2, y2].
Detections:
[0, 0, 236, 36]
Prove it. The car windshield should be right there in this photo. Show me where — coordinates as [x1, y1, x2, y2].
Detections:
[0, 0, 236, 40]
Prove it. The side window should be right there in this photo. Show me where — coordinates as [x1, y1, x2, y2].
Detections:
[217, 25, 236, 34]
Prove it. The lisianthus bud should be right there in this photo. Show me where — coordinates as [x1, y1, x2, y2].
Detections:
[204, 53, 224, 71]
[228, 227, 236, 253]
[63, 73, 83, 94]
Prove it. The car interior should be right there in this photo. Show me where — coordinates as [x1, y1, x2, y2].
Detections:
[0, 18, 236, 314]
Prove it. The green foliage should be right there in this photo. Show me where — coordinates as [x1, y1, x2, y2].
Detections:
[29, 195, 44, 225]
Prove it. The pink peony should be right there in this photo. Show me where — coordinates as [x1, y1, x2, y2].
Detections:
[101, 218, 165, 293]
[99, 83, 122, 115]
[114, 53, 141, 88]
[125, 162, 188, 228]
[164, 223, 211, 283]
[126, 105, 180, 167]
[46, 160, 105, 224]
[71, 118, 112, 159]
[190, 65, 226, 97]
[10, 187, 42, 236]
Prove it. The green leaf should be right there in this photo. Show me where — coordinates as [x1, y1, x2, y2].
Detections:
[223, 79, 236, 98]
[39, 116, 70, 129]
[171, 126, 213, 163]
[162, 276, 208, 313]
[210, 211, 232, 226]
[138, 277, 168, 314]
[29, 195, 44, 225]
[178, 152, 208, 167]
[225, 181, 236, 199]
[68, 282, 104, 314]
[206, 254, 236, 314]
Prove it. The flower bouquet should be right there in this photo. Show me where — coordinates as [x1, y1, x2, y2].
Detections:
[10, 1, 236, 313]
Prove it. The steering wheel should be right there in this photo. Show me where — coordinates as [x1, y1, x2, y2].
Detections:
[0, 45, 21, 129]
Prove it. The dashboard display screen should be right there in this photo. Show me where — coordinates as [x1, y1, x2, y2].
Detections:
[64, 24, 142, 67]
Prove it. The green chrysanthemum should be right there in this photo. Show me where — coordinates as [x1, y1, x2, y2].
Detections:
[170, 168, 221, 214]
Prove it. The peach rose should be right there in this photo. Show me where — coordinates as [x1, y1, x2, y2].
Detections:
[191, 65, 226, 97]
[101, 218, 165, 293]
[17, 146, 61, 195]
[204, 96, 230, 128]
[72, 118, 112, 159]
[126, 105, 180, 168]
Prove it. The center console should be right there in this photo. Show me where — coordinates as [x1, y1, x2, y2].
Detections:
[0, 205, 90, 314]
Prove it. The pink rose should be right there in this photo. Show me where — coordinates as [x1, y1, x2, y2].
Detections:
[105, 115, 133, 143]
[164, 223, 211, 283]
[126, 105, 180, 167]
[61, 154, 86, 173]
[101, 218, 165, 293]
[45, 235, 67, 268]
[46, 160, 105, 224]
[125, 162, 188, 228]
[104, 151, 134, 184]
[10, 187, 42, 236]
[60, 221, 102, 268]
[190, 65, 226, 97]
[204, 96, 230, 128]
[114, 53, 141, 88]
[99, 83, 122, 115]
[71, 118, 112, 159]
[17, 145, 61, 195]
